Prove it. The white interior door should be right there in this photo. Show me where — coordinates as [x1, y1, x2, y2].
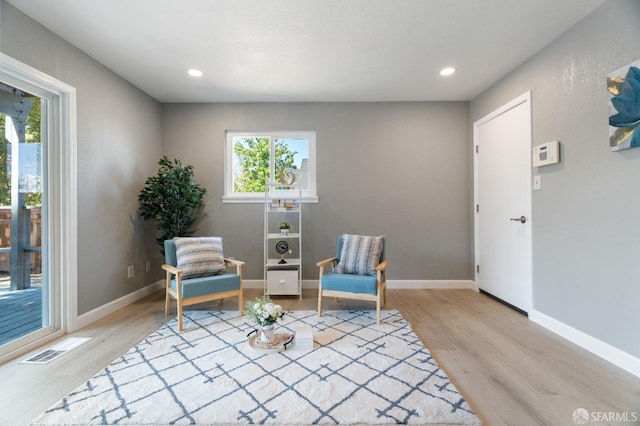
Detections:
[474, 92, 532, 313]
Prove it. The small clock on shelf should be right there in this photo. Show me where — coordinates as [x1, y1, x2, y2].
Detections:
[275, 240, 290, 264]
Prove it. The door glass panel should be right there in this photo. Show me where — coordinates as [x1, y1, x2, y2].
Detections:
[0, 83, 48, 346]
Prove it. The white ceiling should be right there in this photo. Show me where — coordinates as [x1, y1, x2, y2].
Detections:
[7, 0, 606, 103]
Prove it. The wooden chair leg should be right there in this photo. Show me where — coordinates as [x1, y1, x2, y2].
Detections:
[376, 294, 381, 325]
[177, 300, 184, 331]
[317, 291, 323, 318]
[238, 290, 243, 315]
[383, 284, 387, 307]
[164, 274, 171, 316]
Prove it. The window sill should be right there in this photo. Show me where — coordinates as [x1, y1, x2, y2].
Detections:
[222, 195, 319, 204]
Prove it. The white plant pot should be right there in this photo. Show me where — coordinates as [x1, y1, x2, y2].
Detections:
[259, 324, 276, 344]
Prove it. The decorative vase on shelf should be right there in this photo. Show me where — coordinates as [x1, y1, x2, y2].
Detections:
[259, 324, 276, 344]
[280, 229, 289, 236]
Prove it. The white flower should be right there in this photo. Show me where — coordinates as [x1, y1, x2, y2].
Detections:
[246, 296, 284, 326]
[265, 304, 275, 316]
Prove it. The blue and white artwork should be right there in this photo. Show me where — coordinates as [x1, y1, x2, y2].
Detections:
[608, 59, 640, 151]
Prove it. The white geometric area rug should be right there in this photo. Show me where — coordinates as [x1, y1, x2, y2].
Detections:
[31, 310, 481, 426]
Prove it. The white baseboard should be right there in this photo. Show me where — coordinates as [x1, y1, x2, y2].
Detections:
[530, 309, 640, 378]
[387, 280, 475, 289]
[72, 280, 164, 331]
[243, 279, 474, 290]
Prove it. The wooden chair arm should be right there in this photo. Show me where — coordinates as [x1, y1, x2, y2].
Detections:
[376, 259, 389, 272]
[225, 258, 245, 278]
[225, 258, 245, 267]
[316, 257, 337, 268]
[162, 264, 182, 276]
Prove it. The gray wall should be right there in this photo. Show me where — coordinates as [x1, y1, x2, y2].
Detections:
[1, 1, 164, 315]
[0, 1, 473, 318]
[471, 0, 640, 357]
[161, 102, 472, 281]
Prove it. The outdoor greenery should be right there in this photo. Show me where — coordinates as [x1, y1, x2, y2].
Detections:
[138, 156, 207, 251]
[233, 137, 298, 192]
[0, 96, 42, 207]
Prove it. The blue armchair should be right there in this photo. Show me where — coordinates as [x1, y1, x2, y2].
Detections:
[317, 234, 388, 324]
[163, 237, 244, 331]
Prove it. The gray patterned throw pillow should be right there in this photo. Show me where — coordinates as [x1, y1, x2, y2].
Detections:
[334, 234, 384, 276]
[173, 237, 226, 279]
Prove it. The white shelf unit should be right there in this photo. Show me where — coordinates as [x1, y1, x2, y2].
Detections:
[264, 183, 302, 299]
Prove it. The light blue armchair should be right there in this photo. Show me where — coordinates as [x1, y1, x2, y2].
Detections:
[163, 237, 244, 331]
[317, 234, 388, 324]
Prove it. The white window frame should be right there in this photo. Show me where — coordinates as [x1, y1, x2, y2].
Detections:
[223, 130, 318, 203]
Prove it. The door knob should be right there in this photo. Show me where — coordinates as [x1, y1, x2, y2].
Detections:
[510, 216, 527, 224]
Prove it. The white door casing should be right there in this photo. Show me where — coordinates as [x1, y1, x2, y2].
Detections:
[474, 92, 532, 313]
[0, 54, 77, 363]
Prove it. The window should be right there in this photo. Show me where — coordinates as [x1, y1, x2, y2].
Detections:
[224, 131, 317, 203]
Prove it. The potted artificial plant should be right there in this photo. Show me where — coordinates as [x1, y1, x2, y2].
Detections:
[138, 156, 207, 252]
[279, 221, 291, 236]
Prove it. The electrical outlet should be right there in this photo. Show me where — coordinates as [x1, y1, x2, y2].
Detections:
[127, 265, 134, 278]
[145, 260, 151, 273]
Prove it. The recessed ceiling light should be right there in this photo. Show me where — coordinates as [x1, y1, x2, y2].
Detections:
[440, 67, 456, 76]
[187, 69, 203, 77]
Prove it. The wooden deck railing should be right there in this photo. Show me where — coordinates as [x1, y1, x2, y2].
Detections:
[0, 206, 42, 290]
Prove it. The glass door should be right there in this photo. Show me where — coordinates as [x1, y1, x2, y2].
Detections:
[0, 82, 50, 348]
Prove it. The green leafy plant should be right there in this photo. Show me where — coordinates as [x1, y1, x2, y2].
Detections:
[278, 221, 291, 230]
[138, 156, 207, 251]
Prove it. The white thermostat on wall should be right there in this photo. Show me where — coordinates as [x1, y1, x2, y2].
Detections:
[533, 140, 560, 167]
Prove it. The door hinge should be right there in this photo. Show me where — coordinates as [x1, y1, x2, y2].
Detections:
[475, 145, 479, 154]
[476, 265, 480, 274]
[476, 204, 479, 213]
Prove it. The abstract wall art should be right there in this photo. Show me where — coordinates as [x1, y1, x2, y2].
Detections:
[607, 59, 640, 151]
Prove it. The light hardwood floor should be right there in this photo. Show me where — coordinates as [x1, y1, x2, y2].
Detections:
[1, 288, 638, 426]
